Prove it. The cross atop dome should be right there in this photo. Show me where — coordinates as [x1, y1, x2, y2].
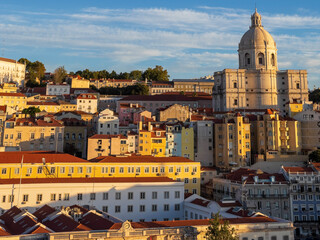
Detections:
[250, 8, 262, 28]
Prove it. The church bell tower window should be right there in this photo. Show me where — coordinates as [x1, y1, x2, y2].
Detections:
[258, 53, 264, 65]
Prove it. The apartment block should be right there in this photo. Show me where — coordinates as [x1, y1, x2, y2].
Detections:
[213, 113, 251, 168]
[3, 116, 64, 152]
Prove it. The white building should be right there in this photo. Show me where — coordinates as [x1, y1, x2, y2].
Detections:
[192, 120, 214, 166]
[76, 93, 98, 114]
[0, 57, 26, 87]
[98, 108, 119, 135]
[0, 177, 184, 222]
[46, 83, 71, 95]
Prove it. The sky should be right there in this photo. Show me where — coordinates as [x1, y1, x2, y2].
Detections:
[1, 0, 320, 87]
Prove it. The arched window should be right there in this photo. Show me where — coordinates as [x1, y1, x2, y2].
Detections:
[245, 53, 250, 65]
[271, 54, 275, 66]
[233, 82, 237, 88]
[258, 53, 264, 65]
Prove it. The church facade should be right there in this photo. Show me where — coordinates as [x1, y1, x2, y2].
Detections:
[212, 10, 308, 115]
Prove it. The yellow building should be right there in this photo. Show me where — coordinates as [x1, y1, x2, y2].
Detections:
[285, 99, 303, 117]
[181, 127, 194, 160]
[213, 113, 251, 168]
[71, 77, 90, 89]
[138, 121, 166, 157]
[26, 101, 61, 113]
[0, 83, 18, 93]
[87, 134, 129, 160]
[249, 109, 301, 156]
[59, 101, 77, 111]
[0, 92, 27, 112]
[3, 115, 64, 152]
[0, 152, 201, 194]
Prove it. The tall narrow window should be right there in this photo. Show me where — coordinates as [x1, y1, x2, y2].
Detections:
[258, 53, 264, 65]
[271, 53, 275, 66]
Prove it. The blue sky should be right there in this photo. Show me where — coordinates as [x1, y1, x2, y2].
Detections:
[1, 0, 320, 87]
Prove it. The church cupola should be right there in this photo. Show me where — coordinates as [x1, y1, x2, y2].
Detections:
[251, 9, 262, 28]
[238, 9, 278, 71]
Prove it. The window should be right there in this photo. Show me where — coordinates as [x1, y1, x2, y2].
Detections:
[185, 178, 189, 184]
[1, 168, 6, 175]
[64, 193, 70, 201]
[271, 237, 277, 240]
[152, 192, 157, 199]
[23, 194, 29, 202]
[77, 193, 83, 201]
[69, 167, 74, 174]
[258, 53, 264, 65]
[78, 167, 83, 173]
[175, 204, 180, 211]
[233, 82, 237, 88]
[140, 205, 145, 212]
[128, 192, 133, 200]
[164, 204, 169, 211]
[37, 194, 42, 202]
[116, 192, 121, 200]
[60, 167, 65, 174]
[90, 193, 96, 200]
[127, 205, 133, 212]
[175, 191, 180, 199]
[119, 167, 124, 173]
[27, 168, 32, 174]
[140, 192, 146, 199]
[102, 206, 108, 212]
[115, 206, 121, 213]
[14, 168, 19, 174]
[103, 192, 108, 200]
[164, 191, 169, 199]
[51, 194, 56, 201]
[110, 167, 115, 173]
[152, 205, 157, 211]
[9, 195, 14, 203]
[193, 178, 197, 184]
[50, 167, 55, 174]
[87, 167, 92, 174]
[144, 167, 149, 173]
[17, 133, 21, 139]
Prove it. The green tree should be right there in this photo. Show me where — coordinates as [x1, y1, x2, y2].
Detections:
[142, 65, 170, 82]
[19, 58, 46, 81]
[309, 89, 320, 103]
[205, 213, 238, 240]
[22, 107, 41, 117]
[53, 66, 67, 83]
[129, 70, 143, 80]
[309, 149, 320, 162]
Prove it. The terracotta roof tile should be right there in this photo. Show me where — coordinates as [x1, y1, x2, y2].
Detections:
[0, 57, 24, 64]
[80, 212, 114, 230]
[90, 155, 196, 163]
[89, 134, 127, 140]
[190, 198, 211, 207]
[0, 151, 88, 164]
[0, 177, 177, 185]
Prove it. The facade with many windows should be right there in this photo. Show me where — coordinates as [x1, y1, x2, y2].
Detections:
[0, 177, 184, 222]
[3, 116, 64, 152]
[0, 152, 200, 194]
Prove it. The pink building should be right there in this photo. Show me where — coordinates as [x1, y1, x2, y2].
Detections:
[119, 103, 151, 125]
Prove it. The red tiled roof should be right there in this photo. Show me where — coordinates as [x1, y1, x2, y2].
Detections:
[283, 166, 315, 173]
[89, 134, 126, 140]
[27, 101, 59, 106]
[217, 201, 242, 208]
[80, 212, 114, 230]
[0, 57, 23, 64]
[33, 205, 56, 222]
[0, 93, 25, 97]
[43, 214, 91, 232]
[29, 226, 52, 234]
[0, 177, 177, 185]
[120, 95, 203, 102]
[77, 94, 97, 99]
[0, 206, 22, 224]
[13, 116, 63, 127]
[190, 198, 211, 207]
[0, 151, 88, 164]
[90, 155, 195, 163]
[110, 217, 277, 229]
[0, 105, 7, 113]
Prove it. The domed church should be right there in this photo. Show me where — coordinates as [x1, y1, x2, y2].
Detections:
[212, 9, 308, 115]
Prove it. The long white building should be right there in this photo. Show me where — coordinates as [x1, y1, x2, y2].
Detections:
[0, 57, 26, 87]
[0, 177, 184, 222]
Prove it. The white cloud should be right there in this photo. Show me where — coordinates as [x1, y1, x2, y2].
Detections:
[0, 6, 320, 85]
